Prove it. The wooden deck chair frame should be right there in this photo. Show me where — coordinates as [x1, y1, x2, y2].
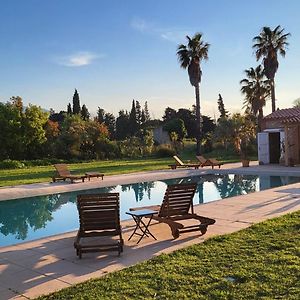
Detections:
[131, 183, 215, 239]
[74, 193, 124, 258]
[169, 155, 200, 170]
[52, 164, 87, 183]
[196, 156, 223, 169]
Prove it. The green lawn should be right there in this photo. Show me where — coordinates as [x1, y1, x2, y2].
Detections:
[37, 211, 300, 300]
[0, 141, 256, 187]
[0, 158, 173, 187]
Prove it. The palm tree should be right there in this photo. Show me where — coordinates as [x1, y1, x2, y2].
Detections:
[240, 65, 270, 131]
[253, 25, 290, 112]
[177, 33, 209, 155]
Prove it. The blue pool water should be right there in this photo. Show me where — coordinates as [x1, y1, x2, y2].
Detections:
[0, 174, 299, 247]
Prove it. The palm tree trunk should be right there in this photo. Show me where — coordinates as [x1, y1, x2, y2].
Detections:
[270, 79, 276, 112]
[194, 83, 201, 155]
[258, 108, 263, 132]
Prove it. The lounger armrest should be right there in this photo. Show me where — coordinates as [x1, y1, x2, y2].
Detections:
[129, 205, 160, 212]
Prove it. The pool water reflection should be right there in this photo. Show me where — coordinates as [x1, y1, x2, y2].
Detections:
[0, 174, 299, 247]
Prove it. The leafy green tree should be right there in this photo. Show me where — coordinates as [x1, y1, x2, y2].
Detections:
[217, 94, 229, 120]
[163, 118, 187, 141]
[162, 107, 177, 122]
[23, 105, 49, 159]
[115, 110, 130, 140]
[72, 89, 81, 114]
[81, 104, 90, 121]
[176, 108, 197, 138]
[240, 65, 270, 131]
[0, 100, 23, 159]
[177, 32, 210, 155]
[253, 25, 290, 112]
[104, 112, 116, 138]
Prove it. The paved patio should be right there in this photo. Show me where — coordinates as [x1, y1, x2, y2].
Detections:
[0, 162, 300, 299]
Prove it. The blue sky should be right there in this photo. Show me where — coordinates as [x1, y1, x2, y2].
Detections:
[1, 0, 300, 118]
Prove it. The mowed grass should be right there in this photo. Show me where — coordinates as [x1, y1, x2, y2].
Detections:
[0, 158, 173, 187]
[38, 211, 300, 300]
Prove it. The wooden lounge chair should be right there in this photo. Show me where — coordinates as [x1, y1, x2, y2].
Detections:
[169, 155, 200, 170]
[130, 183, 215, 239]
[74, 193, 124, 259]
[196, 156, 223, 169]
[52, 164, 87, 183]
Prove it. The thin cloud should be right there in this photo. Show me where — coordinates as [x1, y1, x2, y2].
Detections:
[55, 51, 103, 67]
[130, 17, 151, 33]
[130, 17, 192, 44]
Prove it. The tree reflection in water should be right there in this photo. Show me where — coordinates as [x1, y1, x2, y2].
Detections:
[214, 174, 258, 198]
[121, 181, 155, 202]
[0, 186, 117, 241]
[0, 196, 56, 240]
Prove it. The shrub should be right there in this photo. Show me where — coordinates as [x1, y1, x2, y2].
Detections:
[0, 159, 25, 169]
[155, 144, 176, 157]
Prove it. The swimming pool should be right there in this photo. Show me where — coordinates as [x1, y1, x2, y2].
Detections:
[0, 174, 299, 247]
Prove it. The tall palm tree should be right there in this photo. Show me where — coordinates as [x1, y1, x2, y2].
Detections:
[177, 33, 209, 155]
[240, 65, 270, 131]
[253, 25, 290, 112]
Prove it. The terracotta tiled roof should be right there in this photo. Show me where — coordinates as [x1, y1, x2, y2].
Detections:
[264, 107, 300, 124]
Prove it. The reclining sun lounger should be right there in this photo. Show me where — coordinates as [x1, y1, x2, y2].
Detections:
[74, 193, 124, 258]
[196, 156, 223, 169]
[130, 183, 215, 239]
[169, 155, 200, 170]
[52, 164, 87, 183]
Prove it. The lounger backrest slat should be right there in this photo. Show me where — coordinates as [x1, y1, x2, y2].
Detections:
[77, 193, 120, 232]
[196, 156, 207, 164]
[159, 183, 197, 217]
[54, 164, 71, 176]
[173, 156, 185, 166]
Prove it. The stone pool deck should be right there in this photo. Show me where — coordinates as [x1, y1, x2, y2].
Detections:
[0, 162, 300, 299]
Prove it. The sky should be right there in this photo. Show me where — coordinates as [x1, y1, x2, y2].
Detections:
[1, 0, 300, 119]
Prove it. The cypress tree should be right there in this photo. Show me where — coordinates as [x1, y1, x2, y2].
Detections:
[129, 100, 138, 135]
[81, 104, 90, 120]
[144, 101, 150, 121]
[135, 100, 142, 126]
[72, 89, 81, 114]
[97, 107, 105, 123]
[217, 94, 229, 119]
[67, 103, 72, 115]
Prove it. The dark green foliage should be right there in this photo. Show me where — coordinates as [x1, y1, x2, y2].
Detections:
[0, 159, 25, 169]
[176, 108, 197, 138]
[104, 112, 116, 138]
[38, 211, 300, 300]
[81, 104, 90, 121]
[144, 101, 150, 121]
[129, 100, 138, 135]
[72, 89, 81, 114]
[155, 145, 176, 157]
[97, 107, 105, 123]
[162, 107, 177, 122]
[67, 103, 72, 115]
[217, 93, 229, 119]
[135, 100, 142, 126]
[48, 111, 66, 123]
[115, 110, 130, 140]
[163, 118, 187, 141]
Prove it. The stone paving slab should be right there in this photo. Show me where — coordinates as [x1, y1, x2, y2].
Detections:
[0, 164, 300, 299]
